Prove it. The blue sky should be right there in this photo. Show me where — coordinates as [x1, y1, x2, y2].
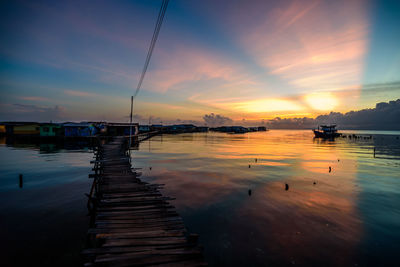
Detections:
[0, 0, 399, 123]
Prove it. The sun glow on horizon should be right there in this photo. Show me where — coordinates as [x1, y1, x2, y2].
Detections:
[0, 0, 398, 123]
[304, 92, 339, 111]
[231, 98, 304, 113]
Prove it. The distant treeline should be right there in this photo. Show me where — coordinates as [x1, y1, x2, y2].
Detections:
[266, 99, 400, 130]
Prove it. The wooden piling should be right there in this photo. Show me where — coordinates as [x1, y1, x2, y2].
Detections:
[19, 174, 23, 188]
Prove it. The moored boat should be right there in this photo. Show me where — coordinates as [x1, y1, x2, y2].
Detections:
[313, 125, 341, 138]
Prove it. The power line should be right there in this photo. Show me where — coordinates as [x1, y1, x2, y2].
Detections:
[133, 0, 169, 100]
[129, 0, 169, 147]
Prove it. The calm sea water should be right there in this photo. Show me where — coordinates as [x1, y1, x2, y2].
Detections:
[132, 130, 400, 266]
[0, 137, 93, 266]
[0, 130, 399, 266]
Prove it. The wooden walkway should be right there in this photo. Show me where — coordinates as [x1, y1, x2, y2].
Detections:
[83, 136, 205, 266]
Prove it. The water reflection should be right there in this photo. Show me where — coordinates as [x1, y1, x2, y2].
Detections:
[133, 130, 400, 266]
[0, 138, 93, 266]
[1, 132, 398, 266]
[2, 137, 96, 153]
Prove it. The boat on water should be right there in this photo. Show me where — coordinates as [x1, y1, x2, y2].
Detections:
[313, 125, 341, 138]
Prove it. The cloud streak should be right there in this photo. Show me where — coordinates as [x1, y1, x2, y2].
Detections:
[146, 46, 257, 94]
[0, 103, 66, 122]
[64, 90, 98, 97]
[235, 0, 369, 92]
[19, 96, 51, 102]
[1, 0, 395, 123]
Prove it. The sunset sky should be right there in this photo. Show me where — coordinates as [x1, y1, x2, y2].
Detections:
[0, 0, 399, 124]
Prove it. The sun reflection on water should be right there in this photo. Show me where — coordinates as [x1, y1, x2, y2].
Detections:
[132, 130, 400, 266]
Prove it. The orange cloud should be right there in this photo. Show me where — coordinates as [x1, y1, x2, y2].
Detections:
[64, 90, 98, 97]
[240, 0, 369, 92]
[226, 98, 305, 113]
[146, 46, 258, 94]
[153, 0, 370, 120]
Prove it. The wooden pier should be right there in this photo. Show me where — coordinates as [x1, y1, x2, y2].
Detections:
[83, 136, 205, 266]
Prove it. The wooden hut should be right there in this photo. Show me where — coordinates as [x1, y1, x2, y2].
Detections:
[13, 123, 40, 135]
[40, 123, 63, 137]
[107, 123, 138, 136]
[138, 125, 151, 133]
[0, 124, 5, 135]
[64, 122, 98, 137]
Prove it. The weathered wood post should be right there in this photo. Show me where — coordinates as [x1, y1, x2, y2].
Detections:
[19, 174, 23, 188]
[129, 95, 133, 149]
